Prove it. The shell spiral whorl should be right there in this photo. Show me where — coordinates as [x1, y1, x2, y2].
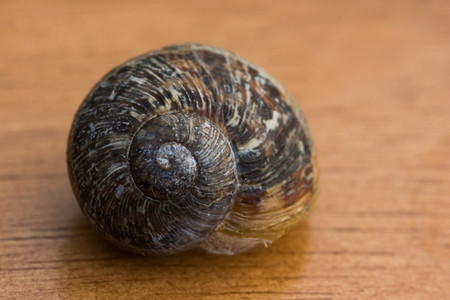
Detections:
[67, 44, 318, 255]
[128, 112, 237, 202]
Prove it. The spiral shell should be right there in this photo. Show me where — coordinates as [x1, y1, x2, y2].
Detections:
[67, 44, 318, 255]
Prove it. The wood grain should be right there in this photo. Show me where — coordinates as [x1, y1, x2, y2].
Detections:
[0, 0, 449, 299]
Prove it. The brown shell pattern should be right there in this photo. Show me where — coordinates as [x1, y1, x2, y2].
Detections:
[67, 44, 318, 255]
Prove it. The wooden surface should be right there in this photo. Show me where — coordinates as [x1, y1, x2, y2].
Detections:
[1, 0, 449, 299]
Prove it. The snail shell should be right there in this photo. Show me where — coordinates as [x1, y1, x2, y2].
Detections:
[67, 44, 318, 255]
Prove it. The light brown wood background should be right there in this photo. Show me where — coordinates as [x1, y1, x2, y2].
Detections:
[1, 0, 449, 299]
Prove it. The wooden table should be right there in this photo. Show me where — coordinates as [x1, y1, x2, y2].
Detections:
[1, 1, 449, 299]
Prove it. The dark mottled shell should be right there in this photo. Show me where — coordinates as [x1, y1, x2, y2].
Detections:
[67, 44, 318, 255]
